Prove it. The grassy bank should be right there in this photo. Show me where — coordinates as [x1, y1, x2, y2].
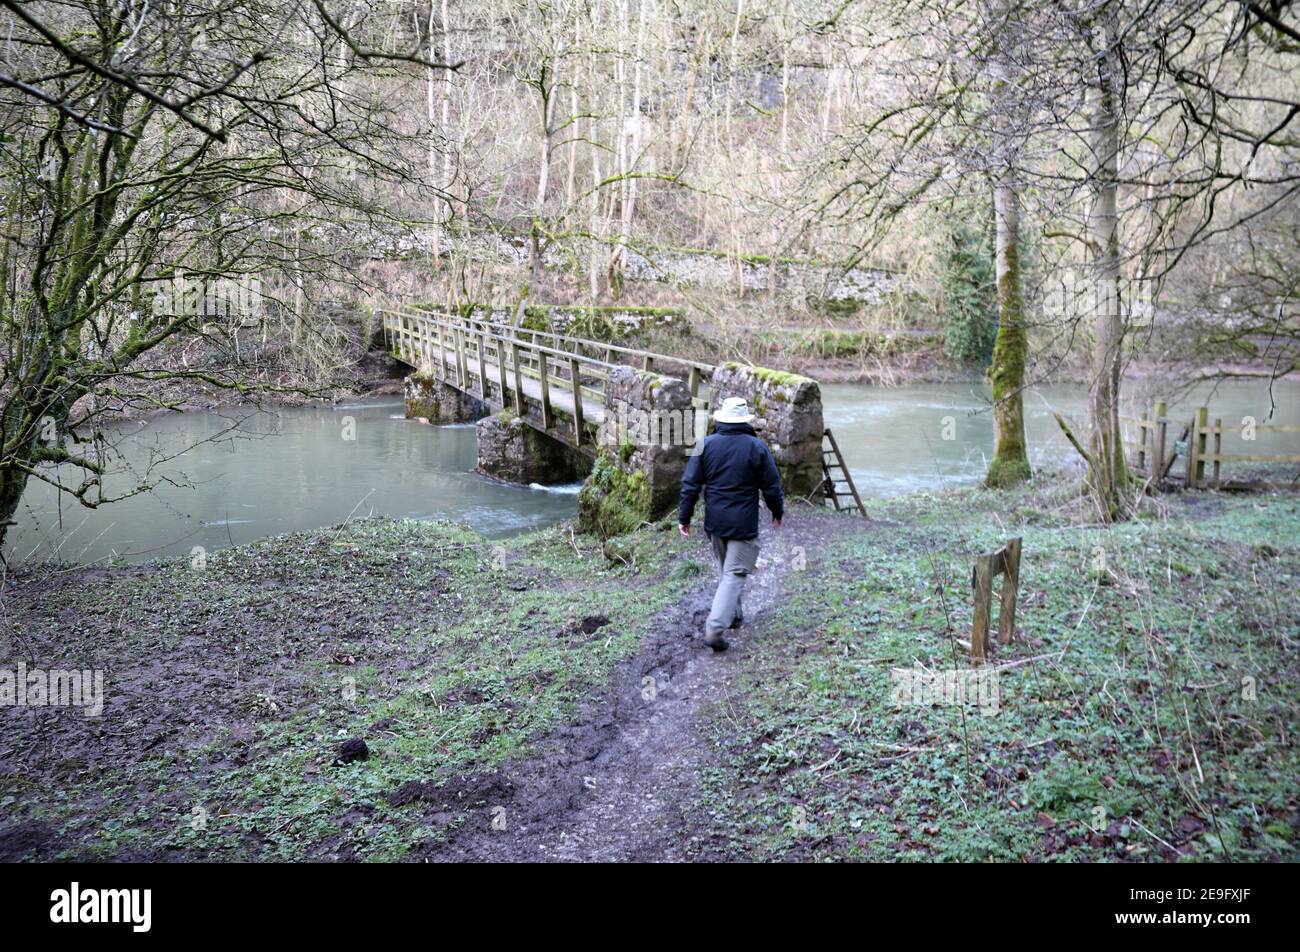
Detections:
[0, 517, 701, 861]
[695, 487, 1300, 861]
[2, 483, 1296, 862]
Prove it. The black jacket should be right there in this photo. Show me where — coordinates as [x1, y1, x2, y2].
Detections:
[678, 422, 784, 540]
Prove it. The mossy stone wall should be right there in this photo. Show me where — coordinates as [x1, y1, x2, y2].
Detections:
[578, 366, 696, 537]
[404, 372, 488, 424]
[710, 362, 825, 500]
[475, 412, 591, 485]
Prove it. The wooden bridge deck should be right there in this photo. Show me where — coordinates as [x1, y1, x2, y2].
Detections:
[424, 338, 607, 425]
[382, 307, 715, 455]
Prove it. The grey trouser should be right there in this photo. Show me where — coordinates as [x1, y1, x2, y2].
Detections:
[706, 534, 760, 637]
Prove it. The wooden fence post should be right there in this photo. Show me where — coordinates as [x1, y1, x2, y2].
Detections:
[1194, 406, 1209, 488]
[970, 554, 995, 664]
[1212, 416, 1222, 487]
[997, 537, 1022, 645]
[1152, 401, 1167, 484]
[1137, 410, 1149, 473]
[969, 537, 1023, 662]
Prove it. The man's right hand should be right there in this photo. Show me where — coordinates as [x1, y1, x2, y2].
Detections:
[679, 523, 691, 538]
[772, 518, 782, 529]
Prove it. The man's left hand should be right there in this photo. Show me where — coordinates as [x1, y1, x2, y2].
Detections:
[679, 523, 691, 538]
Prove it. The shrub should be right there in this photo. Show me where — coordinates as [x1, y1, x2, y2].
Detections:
[940, 220, 997, 366]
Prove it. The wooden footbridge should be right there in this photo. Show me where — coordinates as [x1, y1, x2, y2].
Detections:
[381, 306, 715, 456]
[380, 304, 864, 513]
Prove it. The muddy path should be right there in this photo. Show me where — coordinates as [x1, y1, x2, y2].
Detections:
[416, 512, 856, 862]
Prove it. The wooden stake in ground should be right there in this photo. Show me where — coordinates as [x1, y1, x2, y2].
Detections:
[998, 537, 1022, 645]
[969, 537, 1023, 662]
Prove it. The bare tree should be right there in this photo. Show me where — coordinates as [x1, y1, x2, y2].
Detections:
[0, 0, 454, 547]
[1080, 5, 1130, 517]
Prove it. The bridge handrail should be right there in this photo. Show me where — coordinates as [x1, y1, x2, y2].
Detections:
[384, 310, 612, 451]
[382, 308, 625, 373]
[386, 304, 718, 377]
[382, 308, 711, 455]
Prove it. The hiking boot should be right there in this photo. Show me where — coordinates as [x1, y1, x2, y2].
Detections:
[729, 612, 744, 630]
[704, 633, 729, 652]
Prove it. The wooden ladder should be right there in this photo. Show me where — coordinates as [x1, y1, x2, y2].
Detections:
[821, 428, 865, 516]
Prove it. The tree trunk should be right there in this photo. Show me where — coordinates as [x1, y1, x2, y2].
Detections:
[985, 0, 1030, 488]
[779, 0, 791, 155]
[1086, 16, 1130, 519]
[440, 0, 453, 204]
[0, 439, 39, 551]
[530, 65, 556, 285]
[607, 0, 645, 297]
[618, 0, 646, 268]
[588, 47, 602, 300]
[987, 176, 1031, 487]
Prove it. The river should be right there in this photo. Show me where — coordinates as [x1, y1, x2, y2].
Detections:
[7, 378, 1296, 565]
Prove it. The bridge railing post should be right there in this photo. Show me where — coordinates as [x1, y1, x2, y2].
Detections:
[538, 351, 553, 431]
[456, 326, 468, 389]
[477, 331, 488, 401]
[570, 357, 585, 447]
[511, 341, 524, 415]
[496, 335, 508, 411]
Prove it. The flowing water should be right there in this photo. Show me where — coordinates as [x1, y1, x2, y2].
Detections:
[823, 377, 1300, 499]
[7, 378, 1296, 565]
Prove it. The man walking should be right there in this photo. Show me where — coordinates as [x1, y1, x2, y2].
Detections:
[678, 397, 784, 651]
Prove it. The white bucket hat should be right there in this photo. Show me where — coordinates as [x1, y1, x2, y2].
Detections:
[714, 397, 754, 424]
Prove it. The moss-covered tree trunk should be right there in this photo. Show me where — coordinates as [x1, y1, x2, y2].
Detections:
[984, 0, 1031, 489]
[986, 178, 1031, 488]
[0, 445, 38, 549]
[1085, 15, 1130, 521]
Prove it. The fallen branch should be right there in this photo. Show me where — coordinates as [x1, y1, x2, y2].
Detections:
[1053, 412, 1092, 466]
